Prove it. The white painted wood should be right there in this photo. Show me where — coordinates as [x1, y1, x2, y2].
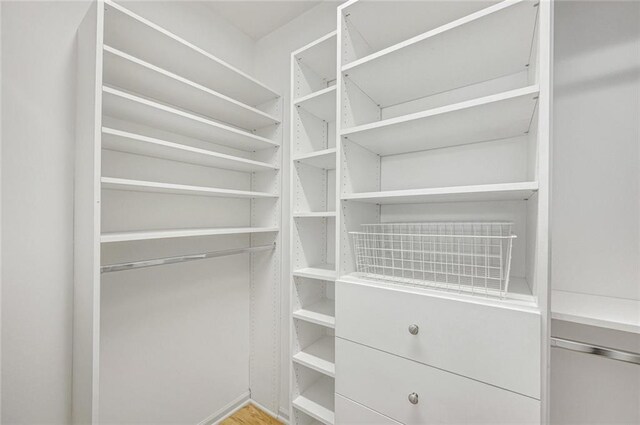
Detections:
[73, 2, 103, 423]
[293, 336, 335, 378]
[293, 266, 337, 282]
[342, 86, 539, 156]
[102, 46, 280, 131]
[293, 31, 337, 82]
[293, 148, 337, 170]
[102, 128, 277, 173]
[336, 338, 540, 425]
[102, 87, 278, 151]
[293, 299, 336, 329]
[294, 212, 337, 219]
[343, 0, 538, 107]
[292, 375, 335, 425]
[342, 181, 538, 204]
[103, 0, 278, 106]
[294, 86, 337, 123]
[335, 395, 401, 425]
[336, 279, 541, 398]
[101, 177, 276, 199]
[101, 226, 278, 243]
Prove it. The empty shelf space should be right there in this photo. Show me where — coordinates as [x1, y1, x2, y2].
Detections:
[293, 212, 337, 219]
[104, 0, 279, 106]
[342, 0, 538, 108]
[342, 182, 539, 204]
[294, 31, 338, 82]
[341, 86, 539, 156]
[293, 336, 336, 378]
[101, 177, 277, 199]
[293, 376, 335, 425]
[294, 86, 337, 122]
[102, 87, 278, 152]
[102, 128, 278, 173]
[101, 226, 279, 243]
[293, 299, 336, 328]
[103, 46, 280, 131]
[293, 265, 338, 281]
[293, 148, 337, 170]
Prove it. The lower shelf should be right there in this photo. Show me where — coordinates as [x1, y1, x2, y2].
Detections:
[293, 336, 335, 378]
[101, 226, 278, 243]
[293, 376, 335, 425]
[293, 300, 335, 329]
[293, 264, 337, 281]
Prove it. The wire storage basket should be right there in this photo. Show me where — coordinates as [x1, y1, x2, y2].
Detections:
[350, 222, 516, 298]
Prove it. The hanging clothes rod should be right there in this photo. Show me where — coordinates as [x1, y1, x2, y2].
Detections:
[551, 337, 640, 365]
[101, 243, 275, 274]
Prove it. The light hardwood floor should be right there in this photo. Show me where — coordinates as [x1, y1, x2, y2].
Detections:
[221, 404, 283, 425]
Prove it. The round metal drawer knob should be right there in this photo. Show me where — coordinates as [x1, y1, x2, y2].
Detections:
[408, 392, 419, 405]
[408, 324, 419, 335]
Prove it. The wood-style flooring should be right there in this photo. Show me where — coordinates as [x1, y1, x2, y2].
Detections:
[221, 404, 283, 425]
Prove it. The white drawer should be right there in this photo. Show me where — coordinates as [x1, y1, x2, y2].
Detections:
[336, 395, 402, 425]
[336, 338, 540, 425]
[336, 279, 540, 398]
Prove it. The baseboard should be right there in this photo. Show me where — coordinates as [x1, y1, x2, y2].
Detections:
[198, 391, 251, 425]
[249, 400, 289, 424]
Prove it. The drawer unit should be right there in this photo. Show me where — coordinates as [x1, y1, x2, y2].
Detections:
[336, 395, 402, 425]
[336, 338, 540, 425]
[336, 279, 541, 398]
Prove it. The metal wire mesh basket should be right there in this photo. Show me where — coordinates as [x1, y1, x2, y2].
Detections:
[350, 222, 516, 298]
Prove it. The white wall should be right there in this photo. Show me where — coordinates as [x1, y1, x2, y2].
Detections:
[254, 1, 338, 418]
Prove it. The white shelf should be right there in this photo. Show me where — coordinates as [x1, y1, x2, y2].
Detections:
[103, 46, 280, 131]
[102, 128, 278, 173]
[293, 265, 338, 282]
[104, 0, 278, 106]
[292, 376, 335, 425]
[293, 336, 335, 378]
[101, 226, 278, 243]
[342, 0, 538, 107]
[342, 182, 539, 204]
[293, 31, 337, 82]
[101, 177, 277, 199]
[552, 290, 640, 334]
[293, 212, 337, 219]
[341, 86, 539, 156]
[293, 299, 336, 329]
[102, 87, 278, 152]
[293, 148, 337, 170]
[294, 86, 337, 122]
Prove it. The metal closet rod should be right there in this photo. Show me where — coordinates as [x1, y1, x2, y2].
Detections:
[551, 337, 640, 365]
[101, 243, 275, 274]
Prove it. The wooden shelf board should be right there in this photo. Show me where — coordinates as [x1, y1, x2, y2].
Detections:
[342, 182, 538, 205]
[342, 0, 538, 107]
[293, 336, 335, 378]
[292, 375, 335, 425]
[103, 46, 280, 131]
[102, 128, 278, 173]
[341, 86, 539, 156]
[104, 0, 279, 106]
[552, 290, 640, 334]
[293, 148, 337, 170]
[102, 87, 278, 152]
[293, 212, 337, 219]
[293, 299, 336, 329]
[293, 31, 337, 82]
[294, 86, 337, 122]
[293, 265, 338, 282]
[101, 226, 278, 243]
[101, 177, 277, 199]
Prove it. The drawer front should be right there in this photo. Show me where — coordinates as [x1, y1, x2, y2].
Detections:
[336, 280, 540, 398]
[336, 338, 540, 425]
[336, 395, 402, 425]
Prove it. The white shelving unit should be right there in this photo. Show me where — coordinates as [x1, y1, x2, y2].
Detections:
[74, 1, 281, 422]
[290, 31, 338, 425]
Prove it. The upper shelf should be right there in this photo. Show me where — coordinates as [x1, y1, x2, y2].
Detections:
[342, 0, 538, 108]
[293, 148, 337, 170]
[104, 0, 279, 106]
[342, 86, 539, 156]
[102, 87, 278, 152]
[101, 226, 278, 243]
[103, 46, 280, 131]
[294, 86, 337, 122]
[293, 31, 337, 83]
